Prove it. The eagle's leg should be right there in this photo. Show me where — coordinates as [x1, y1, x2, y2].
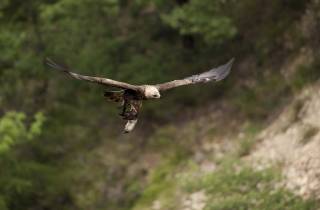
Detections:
[123, 104, 139, 133]
[122, 99, 142, 133]
[122, 103, 138, 120]
[121, 102, 139, 133]
[120, 99, 130, 117]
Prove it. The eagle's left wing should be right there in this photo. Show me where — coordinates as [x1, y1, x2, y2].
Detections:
[156, 58, 234, 92]
[45, 58, 142, 92]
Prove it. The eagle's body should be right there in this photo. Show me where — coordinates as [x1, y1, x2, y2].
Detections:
[45, 58, 234, 133]
[104, 86, 159, 132]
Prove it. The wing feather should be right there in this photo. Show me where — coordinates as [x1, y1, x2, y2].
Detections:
[45, 58, 141, 91]
[156, 58, 234, 91]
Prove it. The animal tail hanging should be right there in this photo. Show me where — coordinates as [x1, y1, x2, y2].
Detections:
[104, 90, 124, 103]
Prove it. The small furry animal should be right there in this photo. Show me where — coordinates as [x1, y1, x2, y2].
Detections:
[45, 58, 234, 133]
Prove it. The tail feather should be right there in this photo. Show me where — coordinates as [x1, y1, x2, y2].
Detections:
[123, 119, 138, 133]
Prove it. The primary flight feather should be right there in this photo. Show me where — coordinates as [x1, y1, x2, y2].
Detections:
[45, 58, 234, 133]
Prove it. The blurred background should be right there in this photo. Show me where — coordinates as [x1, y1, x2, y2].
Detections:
[1, 0, 320, 209]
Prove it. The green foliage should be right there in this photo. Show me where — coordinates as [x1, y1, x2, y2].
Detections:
[236, 123, 261, 157]
[230, 72, 289, 119]
[133, 157, 319, 210]
[132, 154, 184, 210]
[0, 112, 45, 154]
[0, 112, 57, 210]
[162, 0, 237, 44]
[183, 162, 318, 210]
[290, 59, 320, 91]
[0, 0, 319, 209]
[0, 196, 8, 210]
[132, 126, 193, 209]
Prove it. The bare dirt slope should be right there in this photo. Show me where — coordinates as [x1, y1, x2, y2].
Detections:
[249, 82, 320, 199]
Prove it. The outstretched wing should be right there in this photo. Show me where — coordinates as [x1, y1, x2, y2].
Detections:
[156, 58, 234, 91]
[45, 58, 141, 91]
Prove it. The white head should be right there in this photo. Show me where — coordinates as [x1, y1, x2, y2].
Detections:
[144, 85, 161, 99]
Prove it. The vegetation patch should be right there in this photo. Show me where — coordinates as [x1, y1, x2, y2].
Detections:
[132, 155, 319, 210]
[182, 161, 319, 210]
[229, 73, 289, 119]
[290, 59, 320, 91]
[236, 123, 262, 157]
[132, 156, 183, 210]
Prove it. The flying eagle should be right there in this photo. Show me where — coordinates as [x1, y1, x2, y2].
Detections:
[45, 58, 234, 133]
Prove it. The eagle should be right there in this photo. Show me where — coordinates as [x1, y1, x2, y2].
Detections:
[45, 58, 234, 133]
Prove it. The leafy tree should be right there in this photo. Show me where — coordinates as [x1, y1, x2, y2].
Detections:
[162, 0, 237, 44]
[0, 112, 44, 154]
[0, 112, 54, 210]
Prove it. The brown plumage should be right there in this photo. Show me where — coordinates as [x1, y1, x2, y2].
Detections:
[46, 58, 142, 92]
[156, 58, 234, 91]
[45, 58, 234, 133]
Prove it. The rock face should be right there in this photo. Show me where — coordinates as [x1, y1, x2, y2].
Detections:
[250, 82, 320, 199]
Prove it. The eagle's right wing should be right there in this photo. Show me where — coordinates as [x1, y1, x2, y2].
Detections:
[156, 58, 234, 91]
[45, 58, 142, 92]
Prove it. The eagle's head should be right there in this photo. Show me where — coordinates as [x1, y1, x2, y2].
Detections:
[144, 85, 161, 99]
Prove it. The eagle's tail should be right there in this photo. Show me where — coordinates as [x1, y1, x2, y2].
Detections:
[123, 119, 138, 133]
[104, 90, 124, 104]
